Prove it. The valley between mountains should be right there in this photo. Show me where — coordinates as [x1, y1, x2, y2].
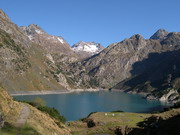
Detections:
[0, 9, 179, 103]
[0, 9, 180, 135]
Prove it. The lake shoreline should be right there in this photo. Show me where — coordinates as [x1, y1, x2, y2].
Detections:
[10, 88, 175, 104]
[13, 90, 169, 121]
[10, 89, 101, 96]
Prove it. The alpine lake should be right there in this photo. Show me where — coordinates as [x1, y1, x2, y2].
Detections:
[13, 91, 169, 121]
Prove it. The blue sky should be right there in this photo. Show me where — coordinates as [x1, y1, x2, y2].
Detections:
[1, 0, 180, 47]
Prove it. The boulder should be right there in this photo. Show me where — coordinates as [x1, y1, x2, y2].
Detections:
[86, 118, 96, 128]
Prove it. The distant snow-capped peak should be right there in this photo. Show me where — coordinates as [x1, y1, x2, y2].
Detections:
[72, 41, 104, 54]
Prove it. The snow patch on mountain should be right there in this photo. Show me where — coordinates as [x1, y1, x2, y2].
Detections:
[46, 54, 55, 64]
[28, 35, 33, 40]
[35, 29, 44, 34]
[72, 41, 104, 55]
[75, 44, 98, 52]
[46, 36, 65, 44]
[20, 24, 46, 37]
[57, 37, 64, 44]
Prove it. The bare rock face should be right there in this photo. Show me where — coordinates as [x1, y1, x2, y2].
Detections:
[20, 24, 77, 60]
[159, 89, 179, 102]
[0, 9, 180, 100]
[113, 33, 180, 100]
[67, 32, 180, 101]
[68, 34, 163, 88]
[0, 9, 11, 22]
[0, 10, 30, 47]
[150, 29, 169, 40]
[0, 28, 32, 90]
[0, 10, 73, 91]
[0, 27, 67, 91]
[20, 24, 79, 89]
[20, 24, 72, 53]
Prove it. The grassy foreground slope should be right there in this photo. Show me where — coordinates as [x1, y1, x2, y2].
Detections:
[69, 109, 180, 135]
[0, 86, 71, 135]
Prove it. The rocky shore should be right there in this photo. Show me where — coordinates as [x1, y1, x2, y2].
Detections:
[111, 89, 179, 104]
[10, 88, 180, 104]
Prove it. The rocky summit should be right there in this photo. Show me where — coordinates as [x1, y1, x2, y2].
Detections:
[20, 24, 77, 62]
[150, 29, 169, 40]
[0, 9, 179, 102]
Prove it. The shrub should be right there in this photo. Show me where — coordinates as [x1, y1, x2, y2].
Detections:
[20, 99, 66, 124]
[37, 106, 66, 123]
[111, 110, 124, 113]
[33, 97, 46, 107]
[0, 122, 40, 135]
[87, 119, 96, 128]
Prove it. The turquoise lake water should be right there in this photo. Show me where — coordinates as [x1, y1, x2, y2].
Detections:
[13, 91, 168, 121]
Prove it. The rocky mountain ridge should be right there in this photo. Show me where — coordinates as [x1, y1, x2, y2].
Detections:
[20, 24, 81, 89]
[66, 31, 180, 102]
[20, 24, 77, 61]
[0, 9, 179, 102]
[0, 9, 74, 91]
[67, 33, 178, 86]
[150, 29, 169, 40]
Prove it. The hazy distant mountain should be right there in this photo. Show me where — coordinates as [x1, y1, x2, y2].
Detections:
[72, 41, 104, 59]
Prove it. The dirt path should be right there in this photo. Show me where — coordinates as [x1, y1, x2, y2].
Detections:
[15, 103, 30, 128]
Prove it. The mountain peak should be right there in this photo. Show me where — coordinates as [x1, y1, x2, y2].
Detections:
[20, 24, 46, 35]
[28, 24, 42, 30]
[150, 29, 169, 40]
[0, 9, 11, 22]
[130, 34, 144, 40]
